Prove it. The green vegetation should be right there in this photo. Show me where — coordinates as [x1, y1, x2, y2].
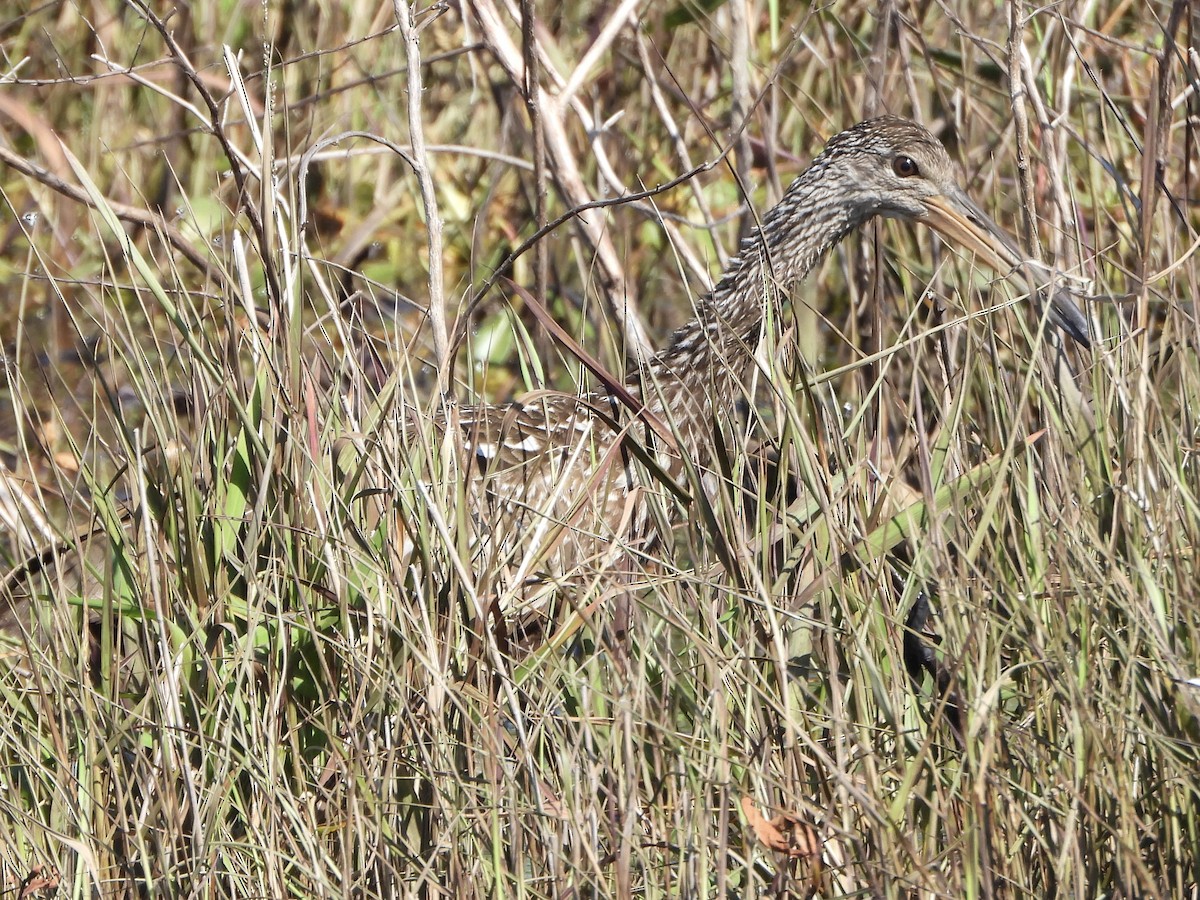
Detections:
[0, 0, 1197, 896]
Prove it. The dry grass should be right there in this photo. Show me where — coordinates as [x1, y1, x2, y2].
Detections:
[1, 0, 1198, 896]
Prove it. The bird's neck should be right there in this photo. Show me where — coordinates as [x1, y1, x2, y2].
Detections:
[637, 156, 863, 435]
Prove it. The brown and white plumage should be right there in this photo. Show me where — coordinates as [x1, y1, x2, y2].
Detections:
[2, 117, 1092, 634]
[431, 116, 1091, 596]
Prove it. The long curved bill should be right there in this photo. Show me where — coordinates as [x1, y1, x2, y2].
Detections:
[923, 188, 1091, 346]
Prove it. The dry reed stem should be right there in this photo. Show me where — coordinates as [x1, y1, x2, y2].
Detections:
[393, 0, 451, 394]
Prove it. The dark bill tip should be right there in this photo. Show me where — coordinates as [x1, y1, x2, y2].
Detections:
[925, 191, 1095, 347]
[1048, 288, 1092, 346]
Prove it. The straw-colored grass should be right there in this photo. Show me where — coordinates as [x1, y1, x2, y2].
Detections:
[1, 0, 1197, 896]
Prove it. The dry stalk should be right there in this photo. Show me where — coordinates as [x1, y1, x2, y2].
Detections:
[730, 0, 754, 240]
[519, 0, 549, 308]
[393, 0, 450, 394]
[1006, 0, 1041, 261]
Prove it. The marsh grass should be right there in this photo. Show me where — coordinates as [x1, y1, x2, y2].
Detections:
[0, 0, 1198, 896]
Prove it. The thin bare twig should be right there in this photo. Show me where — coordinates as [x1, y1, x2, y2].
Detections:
[128, 0, 282, 306]
[467, 0, 653, 357]
[635, 33, 727, 273]
[452, 158, 723, 355]
[0, 144, 228, 288]
[393, 0, 450, 395]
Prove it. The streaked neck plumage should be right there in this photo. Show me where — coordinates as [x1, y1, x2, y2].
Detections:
[635, 145, 873, 438]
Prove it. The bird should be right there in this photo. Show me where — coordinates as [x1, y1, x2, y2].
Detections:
[422, 116, 1092, 613]
[2, 117, 1091, 639]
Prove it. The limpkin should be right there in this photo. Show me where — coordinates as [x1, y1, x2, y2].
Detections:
[437, 116, 1090, 609]
[1, 117, 1090, 636]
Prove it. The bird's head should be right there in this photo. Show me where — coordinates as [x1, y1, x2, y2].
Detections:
[825, 117, 959, 219]
[823, 116, 1091, 344]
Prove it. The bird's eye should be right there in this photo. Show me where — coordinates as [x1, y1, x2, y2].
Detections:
[892, 155, 920, 178]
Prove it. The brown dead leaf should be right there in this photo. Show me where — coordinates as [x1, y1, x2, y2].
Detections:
[18, 865, 60, 898]
[52, 452, 79, 473]
[740, 796, 821, 859]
